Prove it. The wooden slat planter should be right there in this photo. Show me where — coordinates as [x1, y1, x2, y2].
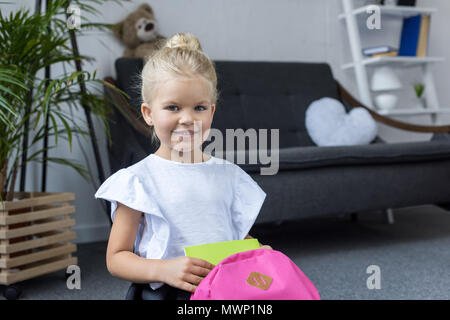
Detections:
[0, 192, 77, 285]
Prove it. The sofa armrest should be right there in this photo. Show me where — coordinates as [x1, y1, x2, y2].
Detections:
[337, 81, 450, 134]
[103, 76, 150, 138]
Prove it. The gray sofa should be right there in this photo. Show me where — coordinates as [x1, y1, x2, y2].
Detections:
[103, 58, 450, 225]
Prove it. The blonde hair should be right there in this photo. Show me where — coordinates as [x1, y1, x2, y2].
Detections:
[140, 33, 218, 147]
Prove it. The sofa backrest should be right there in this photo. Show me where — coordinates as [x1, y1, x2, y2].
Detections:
[114, 58, 341, 149]
[214, 61, 341, 148]
[115, 57, 144, 113]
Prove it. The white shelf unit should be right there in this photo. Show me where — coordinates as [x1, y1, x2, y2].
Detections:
[338, 4, 437, 19]
[340, 0, 447, 122]
[377, 107, 450, 116]
[341, 56, 444, 70]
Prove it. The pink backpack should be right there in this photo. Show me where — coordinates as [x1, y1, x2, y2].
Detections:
[190, 249, 320, 300]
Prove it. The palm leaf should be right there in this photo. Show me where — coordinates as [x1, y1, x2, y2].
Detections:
[0, 0, 129, 193]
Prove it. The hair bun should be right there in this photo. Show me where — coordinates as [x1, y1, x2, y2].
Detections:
[165, 33, 203, 51]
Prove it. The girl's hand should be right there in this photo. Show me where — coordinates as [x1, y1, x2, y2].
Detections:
[260, 244, 273, 250]
[161, 256, 215, 293]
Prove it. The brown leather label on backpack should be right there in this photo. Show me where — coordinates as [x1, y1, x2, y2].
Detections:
[246, 271, 273, 290]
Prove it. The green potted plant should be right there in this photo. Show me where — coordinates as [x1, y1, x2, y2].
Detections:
[0, 0, 125, 202]
[0, 0, 125, 298]
[413, 82, 426, 108]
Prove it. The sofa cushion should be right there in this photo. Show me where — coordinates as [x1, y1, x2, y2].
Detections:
[214, 139, 450, 174]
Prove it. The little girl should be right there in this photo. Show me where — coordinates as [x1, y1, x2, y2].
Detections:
[95, 33, 271, 300]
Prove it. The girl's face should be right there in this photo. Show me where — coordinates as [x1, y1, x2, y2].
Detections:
[141, 75, 215, 159]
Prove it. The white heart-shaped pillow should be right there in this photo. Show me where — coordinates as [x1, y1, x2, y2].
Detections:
[305, 97, 378, 146]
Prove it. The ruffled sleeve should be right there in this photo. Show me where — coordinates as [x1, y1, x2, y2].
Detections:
[94, 168, 170, 291]
[231, 165, 267, 240]
[94, 169, 158, 223]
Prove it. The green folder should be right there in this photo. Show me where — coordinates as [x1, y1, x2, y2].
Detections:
[184, 239, 260, 265]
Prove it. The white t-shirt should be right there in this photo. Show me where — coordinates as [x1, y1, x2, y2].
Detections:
[94, 153, 266, 290]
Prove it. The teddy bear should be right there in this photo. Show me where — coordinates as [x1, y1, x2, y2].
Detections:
[113, 3, 166, 60]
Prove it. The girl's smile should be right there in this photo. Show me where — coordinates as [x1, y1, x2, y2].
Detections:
[173, 130, 200, 138]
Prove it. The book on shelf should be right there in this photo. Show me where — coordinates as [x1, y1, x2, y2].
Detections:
[398, 14, 430, 57]
[371, 51, 398, 57]
[416, 15, 430, 57]
[396, 0, 416, 6]
[362, 45, 397, 56]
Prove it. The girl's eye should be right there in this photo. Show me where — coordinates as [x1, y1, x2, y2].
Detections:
[166, 105, 207, 111]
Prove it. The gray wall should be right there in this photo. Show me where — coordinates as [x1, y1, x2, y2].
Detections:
[4, 0, 449, 243]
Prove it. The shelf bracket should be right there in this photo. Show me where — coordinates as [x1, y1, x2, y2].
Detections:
[342, 0, 374, 108]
